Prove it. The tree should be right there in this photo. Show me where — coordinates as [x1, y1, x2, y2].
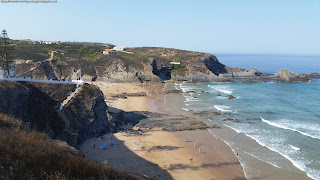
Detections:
[1, 29, 14, 78]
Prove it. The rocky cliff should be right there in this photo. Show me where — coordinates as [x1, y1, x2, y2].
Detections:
[63, 84, 114, 143]
[0, 81, 76, 139]
[0, 81, 115, 144]
[11, 42, 260, 82]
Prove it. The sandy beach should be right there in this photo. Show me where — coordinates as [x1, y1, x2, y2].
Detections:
[80, 83, 246, 180]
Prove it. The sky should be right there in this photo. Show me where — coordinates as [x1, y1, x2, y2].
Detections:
[0, 0, 319, 55]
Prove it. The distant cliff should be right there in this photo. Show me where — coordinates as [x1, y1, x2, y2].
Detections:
[11, 42, 259, 82]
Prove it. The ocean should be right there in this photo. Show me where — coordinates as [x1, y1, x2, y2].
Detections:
[174, 54, 320, 179]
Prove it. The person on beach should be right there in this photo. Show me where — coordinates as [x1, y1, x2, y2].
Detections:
[196, 139, 199, 146]
[199, 148, 201, 154]
[185, 137, 188, 142]
[194, 142, 196, 147]
[93, 143, 95, 148]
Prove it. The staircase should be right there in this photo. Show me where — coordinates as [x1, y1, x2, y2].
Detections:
[60, 87, 81, 110]
[56, 109, 71, 131]
[56, 86, 82, 148]
[69, 133, 79, 148]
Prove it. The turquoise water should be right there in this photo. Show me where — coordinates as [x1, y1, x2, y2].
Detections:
[175, 55, 320, 179]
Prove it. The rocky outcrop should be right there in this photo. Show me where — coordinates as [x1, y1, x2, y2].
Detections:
[219, 67, 262, 79]
[193, 111, 222, 115]
[242, 79, 267, 83]
[276, 69, 309, 82]
[126, 111, 212, 131]
[165, 89, 183, 94]
[64, 84, 113, 143]
[223, 118, 240, 122]
[202, 55, 227, 76]
[302, 73, 320, 78]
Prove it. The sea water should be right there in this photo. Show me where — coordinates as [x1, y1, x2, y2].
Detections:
[175, 54, 320, 179]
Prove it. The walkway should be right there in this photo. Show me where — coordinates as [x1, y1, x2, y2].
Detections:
[0, 77, 84, 85]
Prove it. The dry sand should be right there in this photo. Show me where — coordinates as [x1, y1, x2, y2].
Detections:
[80, 83, 245, 179]
[100, 83, 163, 111]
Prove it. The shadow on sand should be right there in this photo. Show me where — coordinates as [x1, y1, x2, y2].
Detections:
[80, 133, 173, 180]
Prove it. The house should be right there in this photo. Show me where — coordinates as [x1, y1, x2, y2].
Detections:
[112, 45, 127, 51]
[103, 49, 117, 55]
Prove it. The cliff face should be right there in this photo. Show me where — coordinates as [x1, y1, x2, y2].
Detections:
[12, 43, 260, 82]
[0, 81, 76, 138]
[0, 82, 115, 144]
[129, 47, 221, 81]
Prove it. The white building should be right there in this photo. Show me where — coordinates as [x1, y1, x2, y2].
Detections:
[102, 49, 117, 55]
[112, 45, 127, 51]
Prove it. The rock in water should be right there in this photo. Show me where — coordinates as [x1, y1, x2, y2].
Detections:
[227, 95, 236, 99]
[276, 69, 309, 82]
[223, 118, 240, 122]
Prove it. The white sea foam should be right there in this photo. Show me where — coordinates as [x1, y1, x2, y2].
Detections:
[222, 140, 249, 179]
[182, 108, 189, 112]
[261, 118, 320, 140]
[214, 105, 232, 112]
[290, 145, 301, 151]
[242, 132, 319, 179]
[242, 150, 281, 168]
[217, 88, 232, 94]
[208, 85, 233, 94]
[223, 122, 312, 178]
[242, 133, 309, 174]
[223, 124, 242, 134]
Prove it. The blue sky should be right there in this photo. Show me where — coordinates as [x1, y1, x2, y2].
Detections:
[0, 0, 319, 55]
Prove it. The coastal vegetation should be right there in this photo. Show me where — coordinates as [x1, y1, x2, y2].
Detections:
[0, 113, 145, 180]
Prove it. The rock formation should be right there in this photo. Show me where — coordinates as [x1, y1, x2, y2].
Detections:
[276, 69, 309, 82]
